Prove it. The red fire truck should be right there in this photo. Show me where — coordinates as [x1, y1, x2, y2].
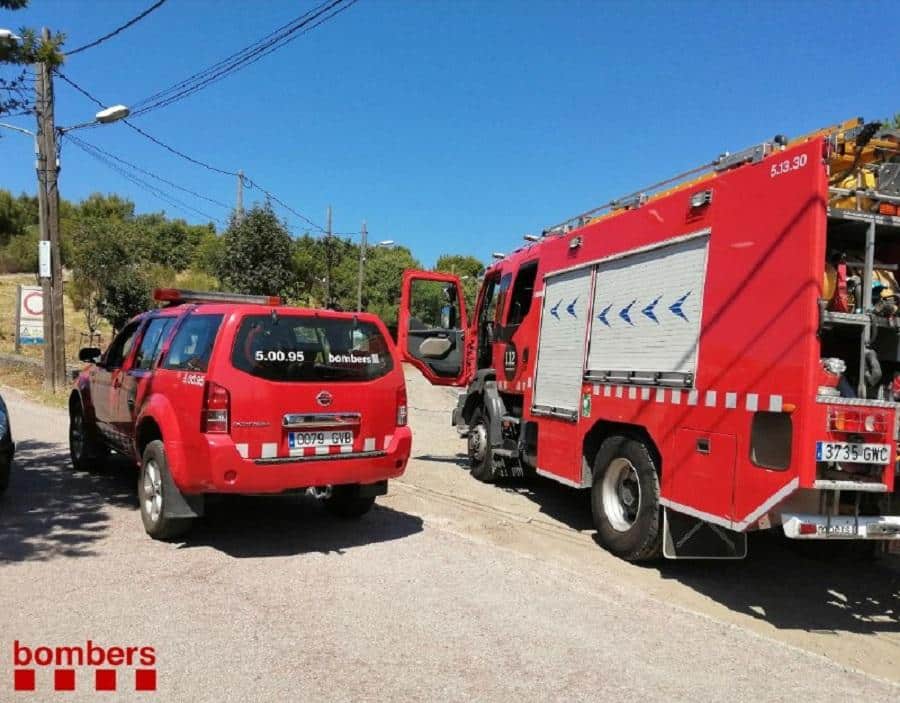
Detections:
[398, 117, 900, 560]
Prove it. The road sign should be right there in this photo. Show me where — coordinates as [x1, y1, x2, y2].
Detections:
[17, 285, 44, 345]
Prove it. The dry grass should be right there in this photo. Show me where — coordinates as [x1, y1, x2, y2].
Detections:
[0, 273, 113, 364]
[0, 366, 69, 408]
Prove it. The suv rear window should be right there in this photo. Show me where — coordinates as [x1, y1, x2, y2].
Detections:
[232, 314, 393, 382]
[162, 314, 224, 372]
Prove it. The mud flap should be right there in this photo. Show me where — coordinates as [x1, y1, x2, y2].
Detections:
[662, 508, 747, 559]
[161, 468, 204, 518]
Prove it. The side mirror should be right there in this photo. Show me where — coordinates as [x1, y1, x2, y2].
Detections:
[79, 347, 102, 364]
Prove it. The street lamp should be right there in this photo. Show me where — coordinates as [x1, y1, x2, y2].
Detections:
[2, 54, 130, 391]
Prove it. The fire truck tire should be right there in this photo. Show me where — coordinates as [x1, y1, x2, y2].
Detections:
[324, 485, 376, 518]
[591, 436, 661, 561]
[467, 409, 497, 483]
[138, 441, 193, 540]
[69, 400, 107, 473]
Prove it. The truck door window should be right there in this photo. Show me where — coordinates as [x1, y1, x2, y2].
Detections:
[103, 321, 141, 369]
[494, 274, 512, 323]
[506, 261, 538, 326]
[133, 317, 176, 370]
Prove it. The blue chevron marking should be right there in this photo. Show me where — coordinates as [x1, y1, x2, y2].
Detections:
[619, 300, 636, 326]
[596, 304, 611, 327]
[550, 300, 561, 320]
[669, 291, 691, 321]
[642, 296, 661, 324]
[566, 297, 578, 318]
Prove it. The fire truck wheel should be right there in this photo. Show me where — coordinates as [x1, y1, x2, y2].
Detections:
[591, 436, 661, 561]
[138, 441, 193, 540]
[467, 409, 497, 483]
[69, 401, 107, 473]
[324, 485, 376, 519]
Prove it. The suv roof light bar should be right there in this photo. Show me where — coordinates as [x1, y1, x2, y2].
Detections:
[153, 288, 282, 306]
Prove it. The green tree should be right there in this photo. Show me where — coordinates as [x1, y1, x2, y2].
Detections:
[217, 204, 295, 297]
[435, 253, 483, 314]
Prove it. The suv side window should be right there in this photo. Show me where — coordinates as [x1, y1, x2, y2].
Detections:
[133, 317, 176, 371]
[161, 314, 224, 372]
[103, 321, 142, 369]
[506, 261, 539, 326]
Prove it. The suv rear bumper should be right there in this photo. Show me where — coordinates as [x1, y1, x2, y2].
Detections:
[169, 426, 412, 494]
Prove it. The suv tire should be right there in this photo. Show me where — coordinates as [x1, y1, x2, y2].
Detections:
[323, 484, 376, 519]
[139, 440, 193, 540]
[591, 435, 661, 561]
[69, 401, 107, 473]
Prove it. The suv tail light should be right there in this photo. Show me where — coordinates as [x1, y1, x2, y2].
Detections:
[396, 386, 408, 427]
[202, 381, 230, 433]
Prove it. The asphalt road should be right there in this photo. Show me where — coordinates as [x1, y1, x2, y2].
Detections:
[1, 371, 899, 702]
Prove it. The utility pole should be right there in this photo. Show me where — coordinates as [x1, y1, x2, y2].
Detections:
[324, 205, 333, 306]
[235, 169, 244, 221]
[356, 221, 367, 312]
[35, 27, 65, 392]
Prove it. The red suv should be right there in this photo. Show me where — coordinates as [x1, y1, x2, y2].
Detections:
[69, 289, 412, 539]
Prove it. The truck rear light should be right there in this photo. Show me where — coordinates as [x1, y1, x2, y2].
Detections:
[827, 407, 887, 435]
[798, 523, 817, 535]
[396, 386, 408, 427]
[202, 381, 230, 433]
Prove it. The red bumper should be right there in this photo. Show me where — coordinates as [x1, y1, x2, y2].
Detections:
[167, 426, 412, 494]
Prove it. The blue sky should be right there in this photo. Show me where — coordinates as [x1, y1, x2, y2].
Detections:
[2, 0, 898, 267]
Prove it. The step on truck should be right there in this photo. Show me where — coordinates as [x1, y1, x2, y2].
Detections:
[70, 289, 411, 539]
[398, 117, 900, 560]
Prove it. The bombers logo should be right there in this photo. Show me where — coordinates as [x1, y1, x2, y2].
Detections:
[11, 640, 157, 693]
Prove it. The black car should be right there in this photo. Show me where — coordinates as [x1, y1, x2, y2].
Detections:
[0, 392, 13, 495]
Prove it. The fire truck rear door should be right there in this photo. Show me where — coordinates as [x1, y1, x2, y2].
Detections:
[532, 267, 594, 418]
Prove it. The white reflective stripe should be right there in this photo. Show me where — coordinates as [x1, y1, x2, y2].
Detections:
[687, 390, 699, 406]
[527, 378, 532, 389]
[533, 290, 544, 298]
[705, 390, 717, 407]
[364, 437, 376, 452]
[733, 477, 800, 530]
[236, 443, 249, 459]
[659, 498, 733, 530]
[641, 388, 651, 401]
[616, 386, 624, 398]
[593, 384, 599, 396]
[655, 388, 665, 403]
[725, 392, 737, 409]
[745, 393, 758, 412]
[340, 445, 353, 454]
[769, 395, 783, 412]
[314, 446, 329, 455]
[671, 389, 682, 405]
[384, 435, 393, 449]
[604, 385, 612, 397]
[261, 443, 278, 459]
[627, 387, 636, 399]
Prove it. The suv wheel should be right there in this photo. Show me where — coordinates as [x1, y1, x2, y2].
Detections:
[139, 440, 193, 540]
[69, 401, 107, 472]
[323, 484, 376, 519]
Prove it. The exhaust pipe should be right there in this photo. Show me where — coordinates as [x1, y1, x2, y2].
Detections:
[306, 486, 333, 500]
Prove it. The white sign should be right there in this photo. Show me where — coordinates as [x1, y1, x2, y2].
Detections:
[17, 285, 44, 345]
[38, 240, 51, 278]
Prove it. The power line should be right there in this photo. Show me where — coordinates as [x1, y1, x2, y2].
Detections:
[66, 0, 169, 57]
[65, 133, 225, 225]
[129, 0, 358, 118]
[64, 132, 232, 210]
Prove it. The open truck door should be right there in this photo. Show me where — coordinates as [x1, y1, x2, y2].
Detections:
[398, 270, 469, 386]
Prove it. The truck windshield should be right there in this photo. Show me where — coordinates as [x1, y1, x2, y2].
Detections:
[231, 314, 393, 382]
